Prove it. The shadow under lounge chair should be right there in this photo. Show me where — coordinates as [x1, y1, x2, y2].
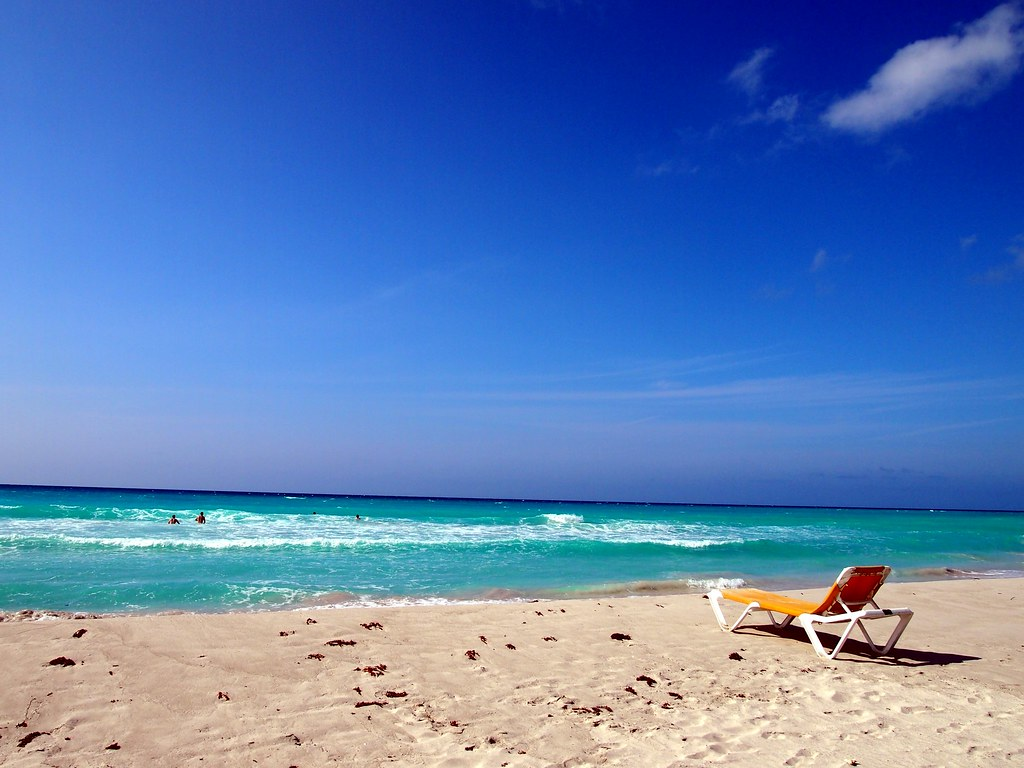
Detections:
[706, 565, 914, 660]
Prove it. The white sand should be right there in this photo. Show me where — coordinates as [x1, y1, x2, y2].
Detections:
[1, 578, 1022, 766]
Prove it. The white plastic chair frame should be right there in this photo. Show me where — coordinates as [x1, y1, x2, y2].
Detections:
[707, 566, 914, 660]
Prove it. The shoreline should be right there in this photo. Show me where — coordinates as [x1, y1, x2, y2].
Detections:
[3, 567, 1020, 623]
[2, 578, 1022, 766]
[2, 568, 1019, 623]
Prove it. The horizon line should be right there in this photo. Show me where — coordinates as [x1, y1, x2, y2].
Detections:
[1, 482, 1019, 515]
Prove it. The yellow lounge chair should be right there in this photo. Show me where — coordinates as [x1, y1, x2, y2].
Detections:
[706, 565, 913, 660]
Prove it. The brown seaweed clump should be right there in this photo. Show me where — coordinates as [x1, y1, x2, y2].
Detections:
[356, 664, 387, 677]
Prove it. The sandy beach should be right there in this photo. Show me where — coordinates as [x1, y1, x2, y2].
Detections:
[1, 577, 1022, 767]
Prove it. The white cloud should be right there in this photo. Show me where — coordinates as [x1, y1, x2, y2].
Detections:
[635, 157, 699, 178]
[1013, 235, 1024, 261]
[729, 47, 775, 97]
[727, 48, 799, 127]
[972, 234, 1024, 282]
[530, 0, 583, 11]
[461, 371, 1023, 413]
[743, 94, 801, 125]
[810, 249, 829, 273]
[757, 282, 793, 301]
[766, 94, 800, 122]
[823, 2, 1024, 133]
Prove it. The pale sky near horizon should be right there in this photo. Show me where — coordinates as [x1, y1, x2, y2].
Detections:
[2, 1, 1023, 509]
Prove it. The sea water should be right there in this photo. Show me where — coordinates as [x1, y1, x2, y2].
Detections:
[0, 485, 1020, 615]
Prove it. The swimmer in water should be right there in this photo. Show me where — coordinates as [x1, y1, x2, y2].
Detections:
[168, 514, 181, 525]
[195, 512, 206, 524]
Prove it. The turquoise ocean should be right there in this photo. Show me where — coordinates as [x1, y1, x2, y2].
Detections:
[1, 485, 1021, 616]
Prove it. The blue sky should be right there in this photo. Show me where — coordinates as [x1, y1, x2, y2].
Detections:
[2, 1, 1023, 509]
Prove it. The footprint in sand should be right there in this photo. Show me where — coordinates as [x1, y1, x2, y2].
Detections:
[783, 747, 821, 766]
[899, 705, 934, 715]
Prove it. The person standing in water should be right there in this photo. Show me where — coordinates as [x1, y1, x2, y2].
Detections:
[195, 512, 206, 524]
[168, 514, 181, 524]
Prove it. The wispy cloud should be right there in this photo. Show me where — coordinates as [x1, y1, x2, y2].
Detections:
[971, 234, 1024, 283]
[469, 350, 795, 390]
[823, 2, 1024, 134]
[765, 94, 800, 122]
[728, 47, 775, 97]
[726, 47, 802, 133]
[529, 0, 584, 11]
[453, 367, 1021, 417]
[757, 282, 793, 302]
[742, 94, 801, 125]
[635, 157, 699, 178]
[756, 249, 845, 303]
[808, 248, 851, 294]
[810, 248, 830, 273]
[874, 416, 1014, 441]
[327, 260, 489, 317]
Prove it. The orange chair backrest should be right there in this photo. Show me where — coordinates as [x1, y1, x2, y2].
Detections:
[816, 565, 891, 616]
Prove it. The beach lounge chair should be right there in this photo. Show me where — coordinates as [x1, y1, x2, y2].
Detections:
[706, 565, 913, 660]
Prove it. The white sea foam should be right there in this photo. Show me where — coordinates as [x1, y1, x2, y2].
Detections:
[99, 506, 254, 521]
[2, 501, 823, 553]
[931, 567, 1024, 579]
[686, 577, 746, 591]
[664, 538, 742, 548]
[223, 584, 306, 605]
[65, 535, 373, 550]
[299, 595, 535, 611]
[105, 507, 184, 520]
[543, 513, 584, 524]
[0, 515, 755, 550]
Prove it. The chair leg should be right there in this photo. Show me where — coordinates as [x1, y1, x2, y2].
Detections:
[708, 590, 760, 631]
[799, 611, 914, 659]
[797, 614, 848, 659]
[708, 591, 796, 632]
[770, 612, 797, 629]
[855, 611, 914, 655]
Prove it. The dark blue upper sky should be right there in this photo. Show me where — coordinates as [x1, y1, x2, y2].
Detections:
[2, 1, 1023, 508]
